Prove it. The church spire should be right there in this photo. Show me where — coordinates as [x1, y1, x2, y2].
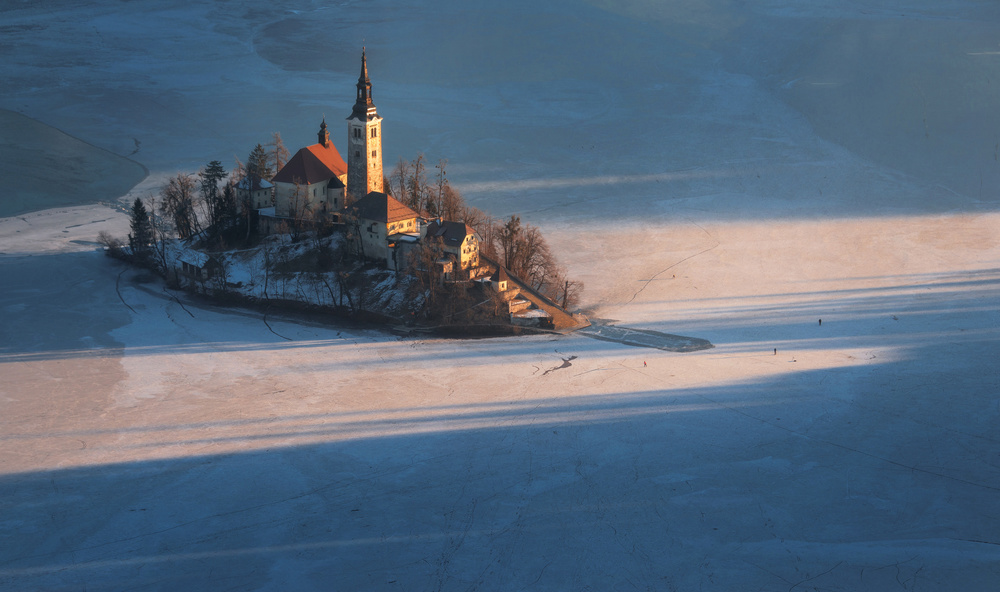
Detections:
[317, 117, 330, 147]
[350, 47, 377, 121]
[346, 47, 383, 199]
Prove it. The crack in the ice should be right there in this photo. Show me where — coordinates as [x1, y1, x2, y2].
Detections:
[788, 561, 843, 591]
[261, 307, 292, 341]
[624, 220, 719, 306]
[115, 269, 136, 314]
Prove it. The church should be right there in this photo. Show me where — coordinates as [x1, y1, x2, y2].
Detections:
[266, 49, 428, 272]
[271, 47, 384, 218]
[244, 49, 576, 327]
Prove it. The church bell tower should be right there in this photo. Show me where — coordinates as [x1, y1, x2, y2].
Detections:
[347, 47, 383, 200]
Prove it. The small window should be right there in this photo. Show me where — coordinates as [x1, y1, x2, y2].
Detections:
[371, 128, 377, 138]
[355, 151, 360, 158]
[371, 150, 377, 158]
[353, 128, 361, 139]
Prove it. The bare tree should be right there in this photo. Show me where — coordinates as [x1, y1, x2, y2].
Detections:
[407, 153, 427, 214]
[497, 215, 522, 273]
[460, 204, 485, 226]
[232, 155, 245, 183]
[160, 173, 199, 239]
[209, 257, 229, 295]
[340, 206, 365, 261]
[97, 230, 125, 259]
[147, 194, 171, 274]
[407, 237, 447, 318]
[393, 154, 468, 222]
[440, 184, 464, 222]
[337, 270, 357, 312]
[431, 158, 448, 216]
[391, 157, 411, 207]
[559, 277, 584, 310]
[493, 214, 566, 298]
[286, 181, 314, 242]
[519, 224, 553, 291]
[386, 154, 584, 313]
[266, 132, 290, 175]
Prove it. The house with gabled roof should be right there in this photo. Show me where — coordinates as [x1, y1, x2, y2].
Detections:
[236, 176, 274, 211]
[424, 219, 480, 278]
[176, 248, 222, 282]
[350, 191, 420, 270]
[273, 119, 348, 219]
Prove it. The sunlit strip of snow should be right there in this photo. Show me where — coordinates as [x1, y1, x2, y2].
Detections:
[457, 169, 728, 193]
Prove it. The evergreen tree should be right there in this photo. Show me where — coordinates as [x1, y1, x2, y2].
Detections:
[128, 198, 153, 264]
[239, 145, 271, 243]
[220, 181, 237, 225]
[199, 160, 227, 229]
[246, 144, 272, 186]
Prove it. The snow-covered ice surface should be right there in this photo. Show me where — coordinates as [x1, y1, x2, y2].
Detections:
[1, 1, 999, 590]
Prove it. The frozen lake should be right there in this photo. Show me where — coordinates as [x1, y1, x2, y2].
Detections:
[1, 1, 998, 590]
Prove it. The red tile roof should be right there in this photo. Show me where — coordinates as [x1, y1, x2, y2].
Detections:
[272, 142, 347, 185]
[352, 191, 419, 223]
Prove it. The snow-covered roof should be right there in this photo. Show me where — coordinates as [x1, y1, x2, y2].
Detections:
[236, 177, 273, 191]
[177, 249, 210, 268]
[388, 232, 420, 243]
